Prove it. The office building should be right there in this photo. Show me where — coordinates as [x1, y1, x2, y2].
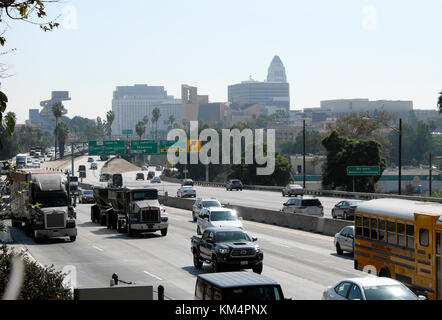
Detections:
[320, 99, 413, 114]
[111, 84, 179, 137]
[228, 55, 290, 113]
[36, 91, 71, 132]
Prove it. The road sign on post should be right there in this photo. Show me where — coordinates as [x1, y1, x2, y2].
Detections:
[89, 140, 126, 155]
[347, 166, 380, 176]
[130, 140, 158, 154]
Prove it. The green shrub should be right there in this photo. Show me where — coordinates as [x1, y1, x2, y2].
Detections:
[0, 244, 73, 300]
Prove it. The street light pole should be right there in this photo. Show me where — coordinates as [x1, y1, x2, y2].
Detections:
[303, 119, 306, 189]
[398, 118, 402, 195]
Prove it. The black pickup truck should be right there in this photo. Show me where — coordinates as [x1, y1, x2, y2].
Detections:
[191, 227, 263, 274]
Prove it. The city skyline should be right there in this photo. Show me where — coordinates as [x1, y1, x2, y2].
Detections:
[1, 0, 441, 123]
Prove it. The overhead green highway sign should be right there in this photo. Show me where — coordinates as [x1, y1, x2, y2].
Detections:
[130, 140, 158, 154]
[122, 129, 133, 135]
[88, 140, 126, 155]
[347, 166, 381, 176]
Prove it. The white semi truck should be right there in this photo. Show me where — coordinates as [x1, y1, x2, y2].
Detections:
[8, 169, 77, 242]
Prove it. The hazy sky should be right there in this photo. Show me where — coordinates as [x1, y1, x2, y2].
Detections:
[1, 0, 441, 123]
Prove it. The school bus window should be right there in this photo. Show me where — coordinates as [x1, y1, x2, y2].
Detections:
[419, 229, 429, 247]
[378, 219, 385, 242]
[437, 233, 440, 255]
[370, 217, 378, 240]
[387, 220, 396, 245]
[363, 216, 370, 238]
[397, 222, 405, 247]
[356, 215, 363, 236]
[406, 224, 414, 250]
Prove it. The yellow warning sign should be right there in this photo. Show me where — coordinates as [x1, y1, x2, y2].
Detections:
[187, 140, 201, 153]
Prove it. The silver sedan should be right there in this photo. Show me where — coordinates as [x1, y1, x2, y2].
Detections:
[322, 277, 424, 300]
[334, 226, 354, 255]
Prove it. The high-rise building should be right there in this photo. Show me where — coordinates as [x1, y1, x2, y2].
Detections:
[111, 84, 180, 137]
[267, 55, 287, 83]
[38, 91, 71, 132]
[228, 55, 290, 113]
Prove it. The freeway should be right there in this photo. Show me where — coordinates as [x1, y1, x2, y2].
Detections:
[8, 203, 367, 300]
[115, 169, 343, 219]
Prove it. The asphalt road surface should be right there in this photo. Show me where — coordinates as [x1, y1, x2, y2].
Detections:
[8, 203, 366, 300]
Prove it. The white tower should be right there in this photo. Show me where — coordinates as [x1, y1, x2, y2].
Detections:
[267, 55, 287, 83]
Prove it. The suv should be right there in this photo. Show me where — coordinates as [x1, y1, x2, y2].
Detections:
[147, 171, 155, 179]
[192, 198, 222, 222]
[90, 162, 98, 170]
[182, 179, 194, 186]
[194, 271, 285, 300]
[88, 157, 94, 162]
[226, 179, 243, 191]
[136, 173, 144, 181]
[197, 207, 243, 235]
[281, 196, 323, 216]
[282, 184, 303, 197]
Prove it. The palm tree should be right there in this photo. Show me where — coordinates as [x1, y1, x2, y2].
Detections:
[105, 110, 115, 138]
[151, 107, 160, 141]
[135, 121, 146, 140]
[168, 114, 175, 130]
[52, 102, 65, 159]
[438, 91, 442, 114]
[54, 122, 69, 159]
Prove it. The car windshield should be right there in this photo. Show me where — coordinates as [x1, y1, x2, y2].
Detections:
[223, 286, 282, 300]
[183, 186, 193, 190]
[211, 210, 238, 221]
[83, 190, 93, 195]
[132, 190, 158, 200]
[301, 199, 321, 206]
[348, 201, 362, 206]
[214, 231, 250, 243]
[363, 285, 418, 300]
[202, 200, 221, 207]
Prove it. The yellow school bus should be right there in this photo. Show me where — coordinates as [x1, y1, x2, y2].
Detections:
[353, 198, 442, 300]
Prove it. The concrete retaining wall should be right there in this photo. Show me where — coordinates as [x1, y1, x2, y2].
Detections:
[159, 195, 353, 237]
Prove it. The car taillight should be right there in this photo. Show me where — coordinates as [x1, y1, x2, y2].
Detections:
[318, 205, 323, 208]
[299, 206, 307, 209]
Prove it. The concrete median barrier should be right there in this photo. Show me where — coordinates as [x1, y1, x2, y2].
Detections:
[160, 195, 353, 236]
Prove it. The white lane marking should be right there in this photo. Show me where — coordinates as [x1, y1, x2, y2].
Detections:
[277, 244, 291, 248]
[93, 246, 104, 252]
[143, 270, 163, 281]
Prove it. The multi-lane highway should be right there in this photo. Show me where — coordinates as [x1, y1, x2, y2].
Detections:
[4, 156, 370, 300]
[8, 202, 366, 300]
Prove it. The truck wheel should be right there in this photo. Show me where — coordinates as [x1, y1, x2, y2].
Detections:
[161, 228, 168, 236]
[211, 255, 220, 273]
[252, 263, 263, 274]
[69, 236, 76, 242]
[192, 212, 197, 222]
[197, 225, 201, 235]
[117, 221, 124, 233]
[128, 225, 135, 237]
[193, 250, 203, 269]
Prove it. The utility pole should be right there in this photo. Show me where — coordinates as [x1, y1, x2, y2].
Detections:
[303, 119, 306, 189]
[429, 152, 432, 196]
[398, 118, 402, 195]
